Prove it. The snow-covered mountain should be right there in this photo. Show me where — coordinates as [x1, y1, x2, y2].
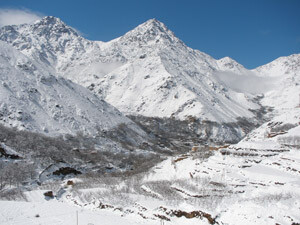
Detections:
[0, 16, 299, 143]
[93, 19, 262, 122]
[0, 40, 140, 136]
[0, 17, 260, 124]
[253, 54, 300, 110]
[254, 54, 300, 77]
[217, 56, 249, 74]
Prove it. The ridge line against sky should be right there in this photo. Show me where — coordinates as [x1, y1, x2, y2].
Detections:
[0, 0, 299, 69]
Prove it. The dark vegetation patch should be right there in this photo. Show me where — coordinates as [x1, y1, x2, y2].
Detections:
[159, 206, 217, 224]
[43, 191, 54, 198]
[249, 95, 273, 121]
[0, 146, 21, 159]
[0, 123, 164, 192]
[129, 115, 258, 153]
[53, 167, 81, 176]
[0, 188, 26, 201]
[269, 122, 297, 133]
[67, 180, 74, 186]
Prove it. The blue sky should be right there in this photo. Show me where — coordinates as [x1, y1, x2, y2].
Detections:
[0, 0, 299, 68]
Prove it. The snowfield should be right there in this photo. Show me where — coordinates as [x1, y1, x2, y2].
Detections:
[0, 200, 159, 225]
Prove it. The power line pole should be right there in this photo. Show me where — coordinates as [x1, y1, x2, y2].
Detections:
[76, 211, 78, 225]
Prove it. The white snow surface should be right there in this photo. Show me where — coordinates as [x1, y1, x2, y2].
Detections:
[253, 54, 300, 109]
[0, 40, 139, 136]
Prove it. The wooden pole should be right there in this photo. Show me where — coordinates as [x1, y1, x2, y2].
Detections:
[76, 211, 78, 225]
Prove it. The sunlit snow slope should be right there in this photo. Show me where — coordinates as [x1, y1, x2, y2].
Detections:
[0, 41, 138, 136]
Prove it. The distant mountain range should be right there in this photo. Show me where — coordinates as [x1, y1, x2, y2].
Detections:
[0, 16, 299, 142]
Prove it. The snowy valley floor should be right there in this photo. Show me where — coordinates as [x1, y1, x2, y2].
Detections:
[1, 109, 300, 225]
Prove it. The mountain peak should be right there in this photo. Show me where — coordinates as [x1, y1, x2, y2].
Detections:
[217, 56, 247, 73]
[39, 16, 62, 24]
[254, 53, 300, 76]
[35, 16, 63, 25]
[119, 18, 178, 45]
[32, 16, 79, 37]
[142, 18, 166, 28]
[218, 56, 234, 62]
[137, 18, 171, 35]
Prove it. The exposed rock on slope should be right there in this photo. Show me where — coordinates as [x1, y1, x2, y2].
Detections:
[0, 40, 141, 137]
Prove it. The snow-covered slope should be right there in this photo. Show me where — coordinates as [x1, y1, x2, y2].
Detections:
[0, 17, 260, 123]
[0, 17, 98, 78]
[87, 19, 259, 122]
[217, 56, 249, 74]
[253, 54, 300, 110]
[254, 54, 300, 77]
[0, 40, 138, 136]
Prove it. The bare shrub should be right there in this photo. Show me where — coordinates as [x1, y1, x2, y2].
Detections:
[0, 188, 27, 201]
[278, 135, 300, 147]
